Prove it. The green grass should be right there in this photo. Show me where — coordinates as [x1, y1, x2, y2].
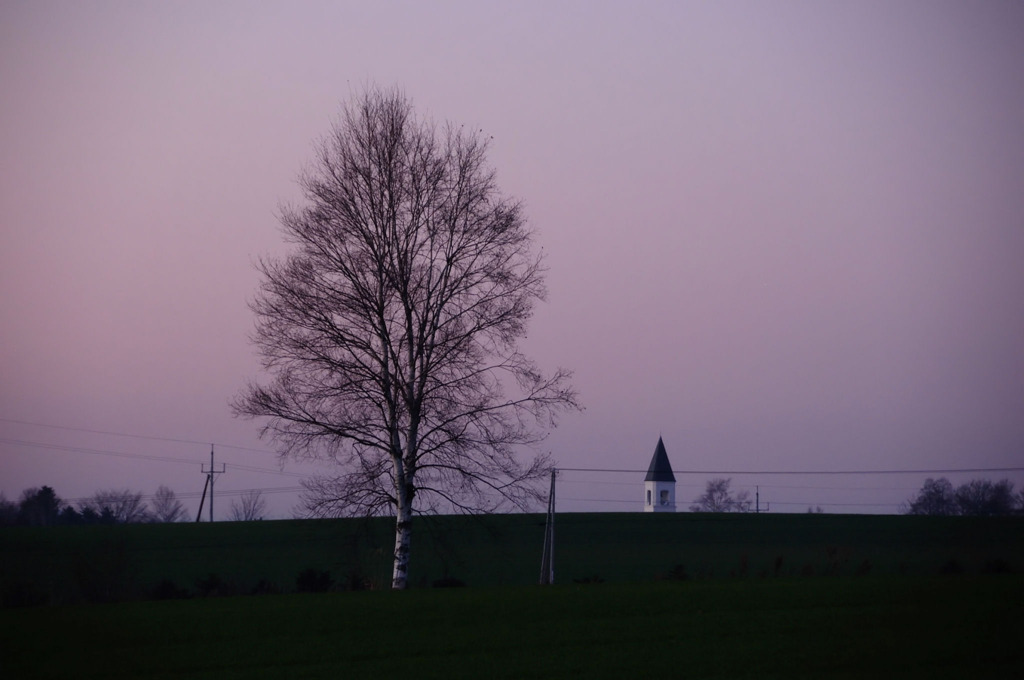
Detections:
[3, 514, 1021, 678]
[2, 575, 1020, 679]
[2, 513, 1022, 604]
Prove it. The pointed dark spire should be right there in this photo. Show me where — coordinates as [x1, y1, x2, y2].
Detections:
[644, 436, 676, 482]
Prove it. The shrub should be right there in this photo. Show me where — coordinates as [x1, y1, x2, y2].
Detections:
[296, 568, 334, 593]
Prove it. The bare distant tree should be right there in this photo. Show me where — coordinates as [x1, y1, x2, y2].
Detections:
[229, 489, 267, 521]
[690, 478, 752, 513]
[954, 479, 1016, 517]
[903, 477, 1017, 517]
[150, 485, 188, 523]
[234, 86, 579, 589]
[903, 477, 957, 516]
[80, 489, 150, 523]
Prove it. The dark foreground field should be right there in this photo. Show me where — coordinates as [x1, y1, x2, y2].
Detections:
[3, 512, 1023, 604]
[2, 575, 1021, 679]
[3, 514, 1022, 678]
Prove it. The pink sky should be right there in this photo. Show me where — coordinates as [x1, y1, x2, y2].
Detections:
[2, 1, 1022, 516]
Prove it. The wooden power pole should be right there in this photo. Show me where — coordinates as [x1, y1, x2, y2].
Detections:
[197, 445, 225, 522]
[540, 468, 556, 585]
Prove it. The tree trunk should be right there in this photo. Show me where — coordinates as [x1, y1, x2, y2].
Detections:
[391, 486, 413, 589]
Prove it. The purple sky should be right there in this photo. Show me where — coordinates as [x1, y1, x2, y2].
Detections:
[2, 1, 1022, 517]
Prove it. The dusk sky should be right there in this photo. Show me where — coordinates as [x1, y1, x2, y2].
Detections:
[2, 0, 1022, 517]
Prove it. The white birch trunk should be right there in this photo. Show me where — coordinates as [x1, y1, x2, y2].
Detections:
[391, 501, 413, 589]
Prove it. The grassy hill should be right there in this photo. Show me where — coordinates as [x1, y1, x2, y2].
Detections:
[2, 512, 1022, 605]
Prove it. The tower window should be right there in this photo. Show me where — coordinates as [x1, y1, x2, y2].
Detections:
[660, 489, 669, 505]
[646, 490, 651, 506]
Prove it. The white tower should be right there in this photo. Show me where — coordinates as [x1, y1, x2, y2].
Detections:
[643, 437, 676, 512]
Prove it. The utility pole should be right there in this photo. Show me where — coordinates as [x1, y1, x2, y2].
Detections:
[540, 468, 556, 585]
[755, 486, 769, 514]
[199, 445, 225, 522]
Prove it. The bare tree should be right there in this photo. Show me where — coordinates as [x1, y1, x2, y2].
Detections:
[690, 478, 752, 513]
[80, 489, 150, 523]
[234, 87, 578, 589]
[903, 477, 957, 516]
[229, 489, 267, 521]
[954, 479, 1016, 517]
[903, 477, 1017, 516]
[150, 485, 188, 523]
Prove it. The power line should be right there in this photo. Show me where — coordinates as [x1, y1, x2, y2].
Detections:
[770, 501, 899, 507]
[557, 466, 1024, 475]
[0, 437, 200, 466]
[0, 437, 312, 478]
[64, 485, 306, 505]
[562, 497, 638, 504]
[0, 416, 274, 455]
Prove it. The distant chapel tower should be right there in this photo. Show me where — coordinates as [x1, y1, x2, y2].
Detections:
[644, 437, 676, 512]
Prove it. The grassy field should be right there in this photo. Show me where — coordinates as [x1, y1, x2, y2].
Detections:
[3, 514, 1022, 678]
[2, 513, 1023, 605]
[1, 575, 1021, 679]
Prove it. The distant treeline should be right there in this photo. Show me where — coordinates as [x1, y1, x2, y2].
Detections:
[0, 485, 184, 526]
[903, 477, 1022, 516]
[0, 485, 267, 527]
[686, 476, 1023, 516]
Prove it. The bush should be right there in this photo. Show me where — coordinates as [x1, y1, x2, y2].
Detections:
[195, 573, 234, 597]
[296, 568, 334, 593]
[342, 568, 371, 591]
[432, 576, 467, 588]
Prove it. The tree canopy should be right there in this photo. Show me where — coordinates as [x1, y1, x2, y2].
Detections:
[235, 87, 578, 588]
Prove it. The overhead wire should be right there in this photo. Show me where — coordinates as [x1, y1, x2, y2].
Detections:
[557, 466, 1024, 475]
[0, 437, 314, 479]
[0, 416, 274, 454]
[5, 417, 1022, 513]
